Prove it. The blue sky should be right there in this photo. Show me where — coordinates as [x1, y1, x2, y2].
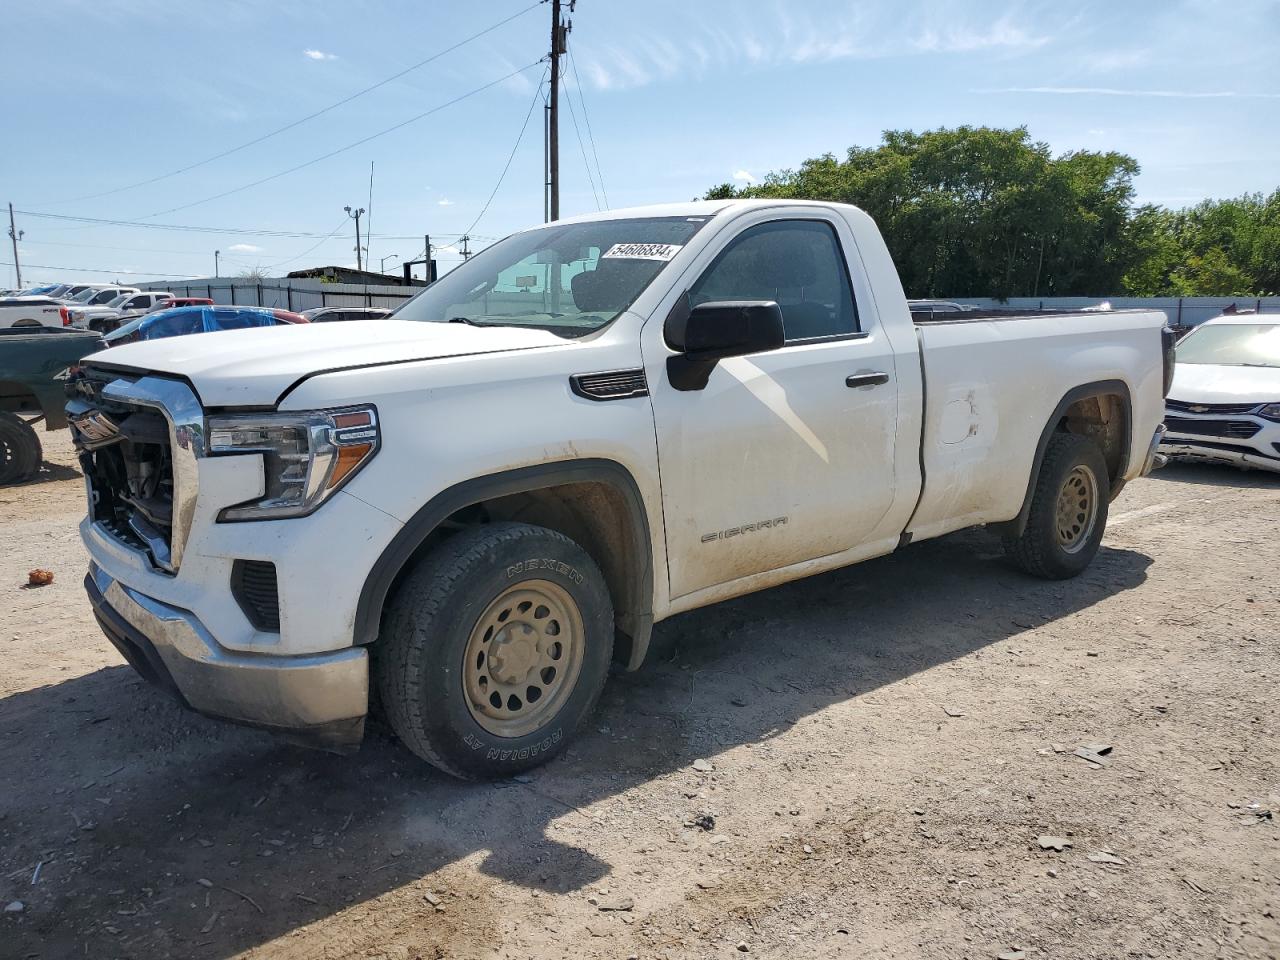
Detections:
[2, 0, 1277, 286]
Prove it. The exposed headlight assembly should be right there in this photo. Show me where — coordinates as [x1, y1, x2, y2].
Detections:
[1257, 403, 1280, 421]
[208, 406, 379, 521]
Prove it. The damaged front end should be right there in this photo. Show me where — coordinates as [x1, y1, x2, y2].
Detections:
[65, 368, 201, 573]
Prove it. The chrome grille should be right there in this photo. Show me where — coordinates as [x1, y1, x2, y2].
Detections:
[69, 371, 204, 573]
[1166, 399, 1259, 416]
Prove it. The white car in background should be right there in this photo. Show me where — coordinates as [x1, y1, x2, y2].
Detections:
[1160, 313, 1280, 474]
[70, 290, 174, 332]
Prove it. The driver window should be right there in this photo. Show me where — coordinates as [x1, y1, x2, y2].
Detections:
[689, 220, 859, 342]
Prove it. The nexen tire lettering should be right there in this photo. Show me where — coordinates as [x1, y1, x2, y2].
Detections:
[505, 559, 584, 584]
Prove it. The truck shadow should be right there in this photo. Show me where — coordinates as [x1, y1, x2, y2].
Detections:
[11, 459, 81, 484]
[0, 527, 1150, 958]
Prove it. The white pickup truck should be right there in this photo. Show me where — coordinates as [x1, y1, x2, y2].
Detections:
[69, 290, 174, 332]
[0, 294, 72, 329]
[67, 200, 1173, 778]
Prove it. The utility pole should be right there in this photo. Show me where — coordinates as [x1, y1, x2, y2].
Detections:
[460, 235, 472, 260]
[214, 249, 220, 278]
[8, 204, 23, 289]
[344, 205, 365, 271]
[547, 0, 573, 222]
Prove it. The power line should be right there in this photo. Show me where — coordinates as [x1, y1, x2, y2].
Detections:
[568, 46, 608, 208]
[562, 71, 601, 210]
[13, 209, 492, 241]
[18, 237, 236, 257]
[25, 1, 549, 208]
[142, 59, 548, 219]
[0, 260, 198, 279]
[264, 217, 352, 270]
[464, 68, 549, 237]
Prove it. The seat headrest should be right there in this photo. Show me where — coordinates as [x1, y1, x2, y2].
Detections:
[570, 259, 654, 313]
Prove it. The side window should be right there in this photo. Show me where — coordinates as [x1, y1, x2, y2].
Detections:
[689, 220, 858, 342]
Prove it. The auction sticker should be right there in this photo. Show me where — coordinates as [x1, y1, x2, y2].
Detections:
[601, 242, 683, 261]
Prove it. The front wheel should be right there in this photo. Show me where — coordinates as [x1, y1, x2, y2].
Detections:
[1003, 432, 1110, 579]
[375, 522, 614, 779]
[0, 412, 42, 485]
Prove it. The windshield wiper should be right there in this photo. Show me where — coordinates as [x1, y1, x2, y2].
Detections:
[447, 316, 485, 326]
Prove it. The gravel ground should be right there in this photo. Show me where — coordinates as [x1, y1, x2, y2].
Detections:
[1, 430, 1277, 960]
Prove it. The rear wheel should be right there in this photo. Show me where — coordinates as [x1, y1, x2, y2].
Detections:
[375, 522, 613, 779]
[0, 412, 42, 485]
[1003, 432, 1109, 579]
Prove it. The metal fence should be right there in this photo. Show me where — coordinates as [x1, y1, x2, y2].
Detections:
[133, 277, 421, 312]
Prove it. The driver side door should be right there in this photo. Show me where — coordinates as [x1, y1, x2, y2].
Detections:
[648, 214, 901, 600]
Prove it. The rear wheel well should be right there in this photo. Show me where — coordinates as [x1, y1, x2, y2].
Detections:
[1058, 393, 1128, 488]
[995, 381, 1132, 541]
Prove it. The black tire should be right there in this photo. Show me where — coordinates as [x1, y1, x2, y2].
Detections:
[0, 412, 42, 485]
[1003, 432, 1110, 580]
[374, 522, 614, 780]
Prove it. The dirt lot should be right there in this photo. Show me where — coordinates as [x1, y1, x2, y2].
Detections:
[1, 430, 1277, 960]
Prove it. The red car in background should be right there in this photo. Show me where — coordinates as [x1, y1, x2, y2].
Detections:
[157, 297, 216, 310]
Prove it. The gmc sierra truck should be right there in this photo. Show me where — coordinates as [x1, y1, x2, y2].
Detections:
[67, 200, 1173, 779]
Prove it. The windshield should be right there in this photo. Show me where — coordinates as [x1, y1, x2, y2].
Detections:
[394, 216, 710, 337]
[70, 288, 98, 302]
[1177, 322, 1280, 367]
[105, 294, 131, 308]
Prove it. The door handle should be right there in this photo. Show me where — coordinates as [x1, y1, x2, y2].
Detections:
[845, 372, 890, 388]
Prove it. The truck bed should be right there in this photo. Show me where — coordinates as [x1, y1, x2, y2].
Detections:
[904, 308, 1168, 543]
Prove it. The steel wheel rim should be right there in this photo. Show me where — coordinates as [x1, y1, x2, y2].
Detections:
[462, 579, 585, 739]
[1055, 463, 1098, 554]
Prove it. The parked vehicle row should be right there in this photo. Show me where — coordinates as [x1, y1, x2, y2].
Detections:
[2, 279, 398, 331]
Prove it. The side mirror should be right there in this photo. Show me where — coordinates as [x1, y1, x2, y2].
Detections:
[665, 299, 785, 390]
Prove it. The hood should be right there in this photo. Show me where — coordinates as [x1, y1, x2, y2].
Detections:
[90, 319, 568, 407]
[1168, 362, 1280, 406]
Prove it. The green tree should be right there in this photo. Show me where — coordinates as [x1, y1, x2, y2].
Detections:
[707, 126, 1141, 299]
[707, 127, 1280, 298]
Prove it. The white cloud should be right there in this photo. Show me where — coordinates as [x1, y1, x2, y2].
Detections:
[303, 49, 337, 61]
[575, 5, 1047, 91]
[979, 86, 1280, 100]
[227, 243, 263, 253]
[912, 15, 1048, 54]
[732, 169, 756, 183]
[437, 198, 455, 207]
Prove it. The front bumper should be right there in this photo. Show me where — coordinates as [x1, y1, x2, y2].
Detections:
[1158, 439, 1280, 474]
[85, 563, 368, 752]
[1159, 412, 1280, 475]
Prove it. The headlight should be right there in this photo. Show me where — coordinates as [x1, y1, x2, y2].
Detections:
[208, 406, 379, 521]
[1257, 403, 1280, 421]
